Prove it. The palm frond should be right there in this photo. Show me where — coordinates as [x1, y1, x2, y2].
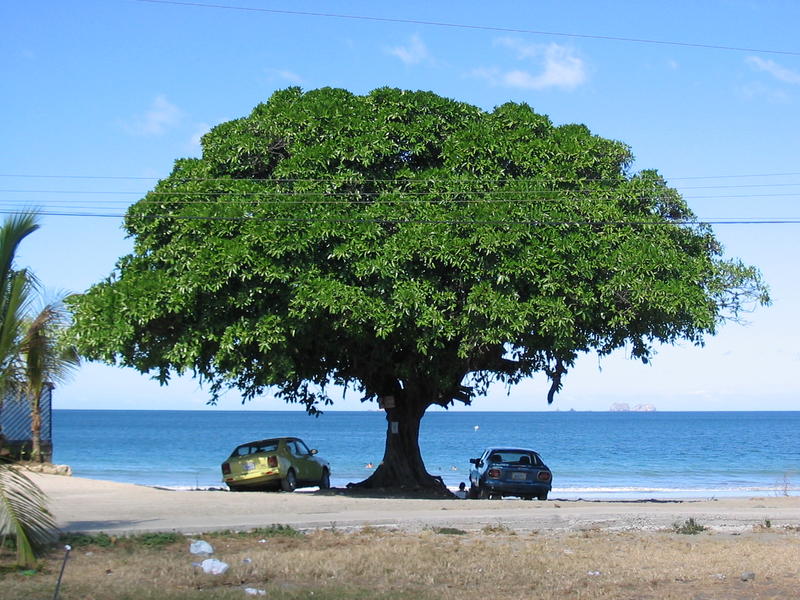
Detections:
[23, 299, 81, 392]
[0, 211, 59, 566]
[0, 212, 40, 397]
[0, 270, 35, 393]
[0, 464, 57, 567]
[0, 212, 39, 300]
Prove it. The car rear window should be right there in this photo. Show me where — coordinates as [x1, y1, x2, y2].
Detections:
[489, 451, 541, 465]
[232, 441, 279, 457]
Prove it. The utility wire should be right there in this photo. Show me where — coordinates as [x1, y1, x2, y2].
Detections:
[3, 182, 800, 194]
[2, 172, 800, 183]
[132, 0, 800, 57]
[0, 196, 797, 209]
[0, 208, 797, 225]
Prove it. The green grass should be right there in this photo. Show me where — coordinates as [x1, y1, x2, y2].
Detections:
[672, 518, 707, 535]
[426, 526, 468, 535]
[56, 525, 302, 553]
[60, 532, 115, 547]
[250, 524, 305, 538]
[135, 532, 184, 547]
[59, 531, 184, 549]
[207, 524, 305, 539]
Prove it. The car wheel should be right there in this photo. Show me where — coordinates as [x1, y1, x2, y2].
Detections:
[521, 495, 533, 501]
[227, 484, 243, 492]
[319, 469, 331, 490]
[478, 486, 491, 500]
[538, 491, 548, 501]
[281, 469, 297, 492]
[468, 485, 479, 500]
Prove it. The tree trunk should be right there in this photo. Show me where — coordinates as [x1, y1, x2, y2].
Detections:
[30, 392, 42, 463]
[348, 383, 449, 494]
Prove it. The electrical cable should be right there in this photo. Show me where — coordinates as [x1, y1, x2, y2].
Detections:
[2, 171, 800, 183]
[131, 0, 800, 57]
[0, 208, 797, 226]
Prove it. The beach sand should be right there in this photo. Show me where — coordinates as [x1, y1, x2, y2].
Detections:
[30, 473, 800, 535]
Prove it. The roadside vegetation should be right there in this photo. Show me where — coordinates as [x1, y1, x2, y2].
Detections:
[0, 211, 76, 567]
[1, 525, 799, 599]
[672, 517, 708, 535]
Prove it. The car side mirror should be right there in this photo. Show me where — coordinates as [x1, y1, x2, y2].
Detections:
[310, 449, 318, 455]
[469, 458, 481, 466]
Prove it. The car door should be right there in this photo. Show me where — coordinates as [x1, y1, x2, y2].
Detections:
[288, 439, 321, 483]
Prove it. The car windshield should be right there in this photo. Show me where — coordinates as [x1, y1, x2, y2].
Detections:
[487, 450, 540, 466]
[232, 441, 279, 457]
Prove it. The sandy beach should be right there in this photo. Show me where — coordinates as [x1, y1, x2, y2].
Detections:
[31, 473, 800, 535]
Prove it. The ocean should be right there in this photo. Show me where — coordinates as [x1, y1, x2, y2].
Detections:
[52, 410, 799, 500]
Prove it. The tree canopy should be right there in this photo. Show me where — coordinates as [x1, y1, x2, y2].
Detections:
[68, 87, 769, 490]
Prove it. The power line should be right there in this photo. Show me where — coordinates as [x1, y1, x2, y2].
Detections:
[4, 182, 800, 194]
[132, 0, 800, 57]
[0, 174, 158, 181]
[0, 208, 798, 225]
[1, 193, 799, 209]
[2, 171, 800, 183]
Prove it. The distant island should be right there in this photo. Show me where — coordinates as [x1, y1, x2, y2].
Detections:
[609, 402, 657, 412]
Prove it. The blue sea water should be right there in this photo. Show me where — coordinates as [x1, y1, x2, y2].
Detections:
[52, 410, 800, 499]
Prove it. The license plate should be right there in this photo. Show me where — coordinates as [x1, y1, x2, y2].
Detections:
[511, 472, 527, 481]
[243, 461, 256, 472]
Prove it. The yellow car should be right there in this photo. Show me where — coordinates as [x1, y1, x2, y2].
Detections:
[221, 437, 331, 492]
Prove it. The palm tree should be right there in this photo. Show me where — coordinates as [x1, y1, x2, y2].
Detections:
[0, 211, 58, 566]
[21, 299, 80, 462]
[0, 213, 39, 400]
[0, 463, 56, 567]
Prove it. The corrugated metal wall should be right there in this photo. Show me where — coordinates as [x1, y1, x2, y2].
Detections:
[0, 386, 52, 442]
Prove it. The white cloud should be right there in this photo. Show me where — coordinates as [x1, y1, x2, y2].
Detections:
[125, 95, 183, 136]
[495, 37, 539, 60]
[472, 40, 586, 90]
[739, 81, 790, 103]
[388, 34, 430, 65]
[188, 122, 211, 152]
[267, 68, 305, 84]
[746, 56, 800, 84]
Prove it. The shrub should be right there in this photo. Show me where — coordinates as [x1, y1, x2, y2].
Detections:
[672, 518, 707, 535]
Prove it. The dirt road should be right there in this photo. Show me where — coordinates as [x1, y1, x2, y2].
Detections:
[30, 473, 800, 535]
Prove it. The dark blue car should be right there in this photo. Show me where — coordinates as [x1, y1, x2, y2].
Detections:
[468, 447, 552, 500]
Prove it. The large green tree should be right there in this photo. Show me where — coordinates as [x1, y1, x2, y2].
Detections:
[68, 87, 768, 491]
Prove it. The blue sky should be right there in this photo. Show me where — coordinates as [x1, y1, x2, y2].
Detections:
[3, 0, 799, 411]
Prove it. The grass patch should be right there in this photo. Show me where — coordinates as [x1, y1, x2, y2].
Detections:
[252, 524, 304, 538]
[207, 524, 304, 539]
[426, 526, 467, 535]
[136, 532, 184, 547]
[357, 524, 390, 536]
[60, 532, 115, 547]
[753, 518, 772, 531]
[59, 531, 184, 549]
[3, 528, 800, 599]
[481, 523, 515, 535]
[672, 518, 708, 535]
